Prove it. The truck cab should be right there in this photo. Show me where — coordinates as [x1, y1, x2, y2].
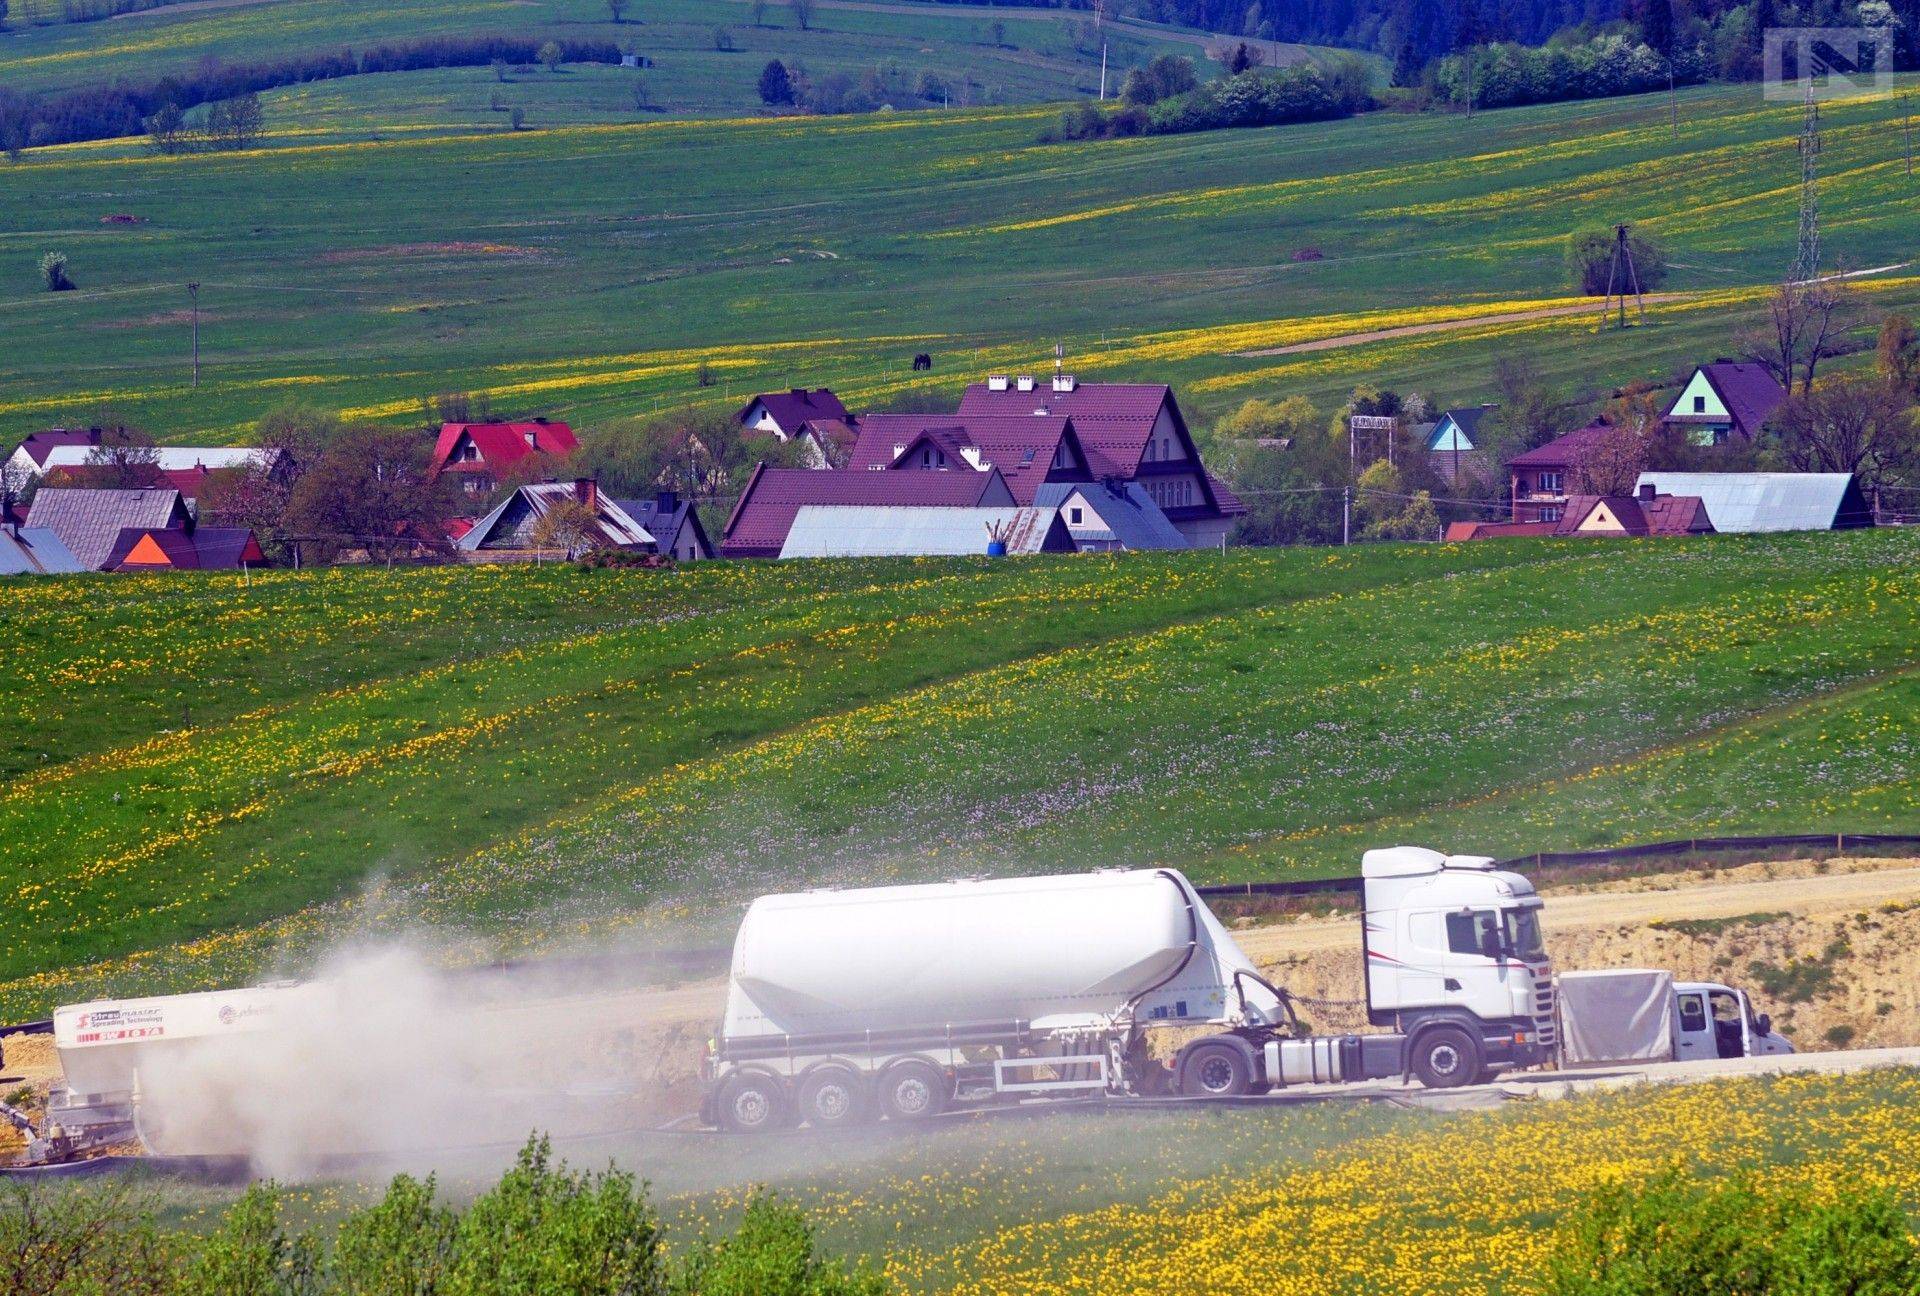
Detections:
[1673, 981, 1794, 1061]
[1362, 847, 1555, 1079]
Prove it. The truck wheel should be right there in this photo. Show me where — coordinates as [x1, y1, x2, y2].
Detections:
[716, 1073, 789, 1134]
[1411, 1027, 1481, 1089]
[797, 1066, 870, 1129]
[1181, 1042, 1252, 1097]
[878, 1061, 948, 1121]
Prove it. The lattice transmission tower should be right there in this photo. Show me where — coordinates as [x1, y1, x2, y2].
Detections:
[1791, 86, 1822, 283]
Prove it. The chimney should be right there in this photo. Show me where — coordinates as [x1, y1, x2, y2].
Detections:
[1052, 373, 1076, 393]
[987, 374, 1010, 392]
[1638, 482, 1656, 502]
[655, 488, 679, 514]
[1016, 375, 1035, 392]
[575, 478, 598, 510]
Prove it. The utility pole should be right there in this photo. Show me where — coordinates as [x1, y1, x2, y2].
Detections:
[1904, 92, 1913, 179]
[1596, 223, 1646, 330]
[1099, 40, 1107, 101]
[187, 281, 201, 388]
[1667, 58, 1677, 142]
[1342, 486, 1351, 546]
[1791, 85, 1821, 284]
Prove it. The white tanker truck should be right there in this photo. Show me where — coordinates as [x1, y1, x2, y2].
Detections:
[700, 846, 1557, 1131]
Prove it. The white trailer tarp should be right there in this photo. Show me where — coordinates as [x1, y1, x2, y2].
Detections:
[1557, 969, 1674, 1065]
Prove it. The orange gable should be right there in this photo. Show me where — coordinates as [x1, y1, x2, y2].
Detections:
[123, 532, 175, 567]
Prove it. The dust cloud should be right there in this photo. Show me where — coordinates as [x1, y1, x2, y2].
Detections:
[128, 938, 716, 1180]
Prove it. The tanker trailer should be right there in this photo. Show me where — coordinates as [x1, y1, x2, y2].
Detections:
[701, 855, 1555, 1132]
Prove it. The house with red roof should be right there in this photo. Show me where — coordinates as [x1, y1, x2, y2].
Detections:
[1661, 362, 1787, 446]
[951, 375, 1244, 546]
[721, 465, 1015, 559]
[1552, 486, 1715, 538]
[431, 419, 578, 498]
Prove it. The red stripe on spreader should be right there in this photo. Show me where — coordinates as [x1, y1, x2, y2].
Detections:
[1366, 949, 1401, 964]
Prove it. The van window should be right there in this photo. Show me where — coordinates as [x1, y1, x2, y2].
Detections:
[1678, 994, 1708, 1032]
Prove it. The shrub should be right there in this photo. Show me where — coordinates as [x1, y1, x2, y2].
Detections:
[712, 24, 735, 51]
[759, 59, 795, 106]
[1546, 1168, 1920, 1295]
[538, 40, 564, 72]
[39, 251, 74, 292]
[670, 1193, 886, 1296]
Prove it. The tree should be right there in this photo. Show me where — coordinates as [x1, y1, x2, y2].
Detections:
[750, 0, 767, 24]
[792, 0, 813, 29]
[990, 19, 1006, 46]
[607, 0, 629, 21]
[202, 92, 264, 150]
[39, 252, 74, 292]
[492, 57, 511, 82]
[1771, 376, 1916, 486]
[530, 495, 605, 559]
[712, 24, 735, 51]
[1565, 227, 1668, 296]
[1877, 313, 1920, 397]
[759, 59, 796, 105]
[78, 425, 162, 490]
[1741, 278, 1863, 396]
[0, 1, 10, 30]
[1581, 420, 1650, 495]
[511, 107, 527, 130]
[672, 1192, 886, 1296]
[1219, 41, 1263, 74]
[282, 424, 455, 563]
[145, 102, 187, 154]
[1636, 0, 1674, 58]
[1121, 54, 1197, 105]
[1355, 459, 1439, 540]
[538, 40, 564, 72]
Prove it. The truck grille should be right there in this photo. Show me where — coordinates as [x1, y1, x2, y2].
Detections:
[1533, 983, 1557, 1047]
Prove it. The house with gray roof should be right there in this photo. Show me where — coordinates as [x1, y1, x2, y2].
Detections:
[1633, 472, 1872, 532]
[779, 505, 1075, 558]
[458, 480, 657, 559]
[1031, 480, 1187, 551]
[0, 505, 85, 576]
[24, 487, 190, 571]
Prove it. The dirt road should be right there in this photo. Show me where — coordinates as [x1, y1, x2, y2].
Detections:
[1238, 860, 1920, 962]
[1235, 295, 1691, 358]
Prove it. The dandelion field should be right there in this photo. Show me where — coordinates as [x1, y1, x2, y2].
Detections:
[4, 528, 1918, 1018]
[3, 73, 1918, 442]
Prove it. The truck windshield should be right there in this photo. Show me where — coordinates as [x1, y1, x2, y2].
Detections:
[1502, 907, 1546, 959]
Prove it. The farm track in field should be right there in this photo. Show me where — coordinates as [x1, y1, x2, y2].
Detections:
[1236, 294, 1694, 356]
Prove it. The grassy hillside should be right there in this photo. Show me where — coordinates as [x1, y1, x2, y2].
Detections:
[0, 0, 1299, 126]
[4, 529, 1917, 1015]
[2, 75, 1915, 445]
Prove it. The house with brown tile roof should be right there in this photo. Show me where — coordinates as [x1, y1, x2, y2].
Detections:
[847, 413, 1094, 505]
[1506, 422, 1616, 523]
[1552, 486, 1715, 538]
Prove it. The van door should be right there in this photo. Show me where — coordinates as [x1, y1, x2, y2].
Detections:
[1707, 989, 1748, 1058]
[1674, 990, 1716, 1060]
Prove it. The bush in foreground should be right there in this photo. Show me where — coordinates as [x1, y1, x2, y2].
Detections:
[1547, 1168, 1920, 1295]
[0, 1136, 886, 1296]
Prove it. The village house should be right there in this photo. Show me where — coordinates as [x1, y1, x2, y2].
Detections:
[779, 505, 1076, 558]
[847, 412, 1097, 504]
[1634, 472, 1873, 532]
[1424, 404, 1497, 487]
[737, 389, 854, 468]
[1031, 480, 1188, 551]
[431, 419, 578, 497]
[0, 501, 85, 575]
[722, 464, 1015, 559]
[458, 480, 668, 559]
[22, 486, 265, 571]
[1552, 486, 1715, 538]
[951, 375, 1244, 546]
[8, 429, 283, 510]
[1660, 362, 1787, 446]
[1506, 422, 1615, 522]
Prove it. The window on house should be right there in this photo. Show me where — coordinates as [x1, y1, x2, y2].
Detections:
[1540, 507, 1561, 522]
[1069, 506, 1083, 524]
[1693, 395, 1706, 413]
[1538, 471, 1564, 494]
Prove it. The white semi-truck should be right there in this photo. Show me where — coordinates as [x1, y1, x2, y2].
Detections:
[700, 846, 1558, 1131]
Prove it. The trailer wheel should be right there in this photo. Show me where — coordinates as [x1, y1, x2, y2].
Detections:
[1411, 1026, 1481, 1089]
[716, 1073, 789, 1134]
[1181, 1042, 1252, 1097]
[878, 1061, 948, 1121]
[797, 1066, 871, 1129]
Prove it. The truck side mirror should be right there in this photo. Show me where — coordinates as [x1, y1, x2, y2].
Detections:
[1755, 1013, 1772, 1036]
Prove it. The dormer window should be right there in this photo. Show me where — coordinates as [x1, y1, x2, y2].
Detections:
[1692, 395, 1706, 413]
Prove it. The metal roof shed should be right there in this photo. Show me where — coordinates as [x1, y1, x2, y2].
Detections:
[1634, 472, 1871, 533]
[779, 506, 1075, 558]
[0, 525, 85, 575]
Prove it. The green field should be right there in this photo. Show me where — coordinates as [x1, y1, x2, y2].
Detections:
[2, 70, 1915, 445]
[5, 529, 1917, 1016]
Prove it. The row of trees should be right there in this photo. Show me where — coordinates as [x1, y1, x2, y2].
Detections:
[757, 58, 964, 112]
[1042, 57, 1373, 141]
[1208, 291, 1920, 547]
[145, 92, 265, 154]
[0, 34, 624, 152]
